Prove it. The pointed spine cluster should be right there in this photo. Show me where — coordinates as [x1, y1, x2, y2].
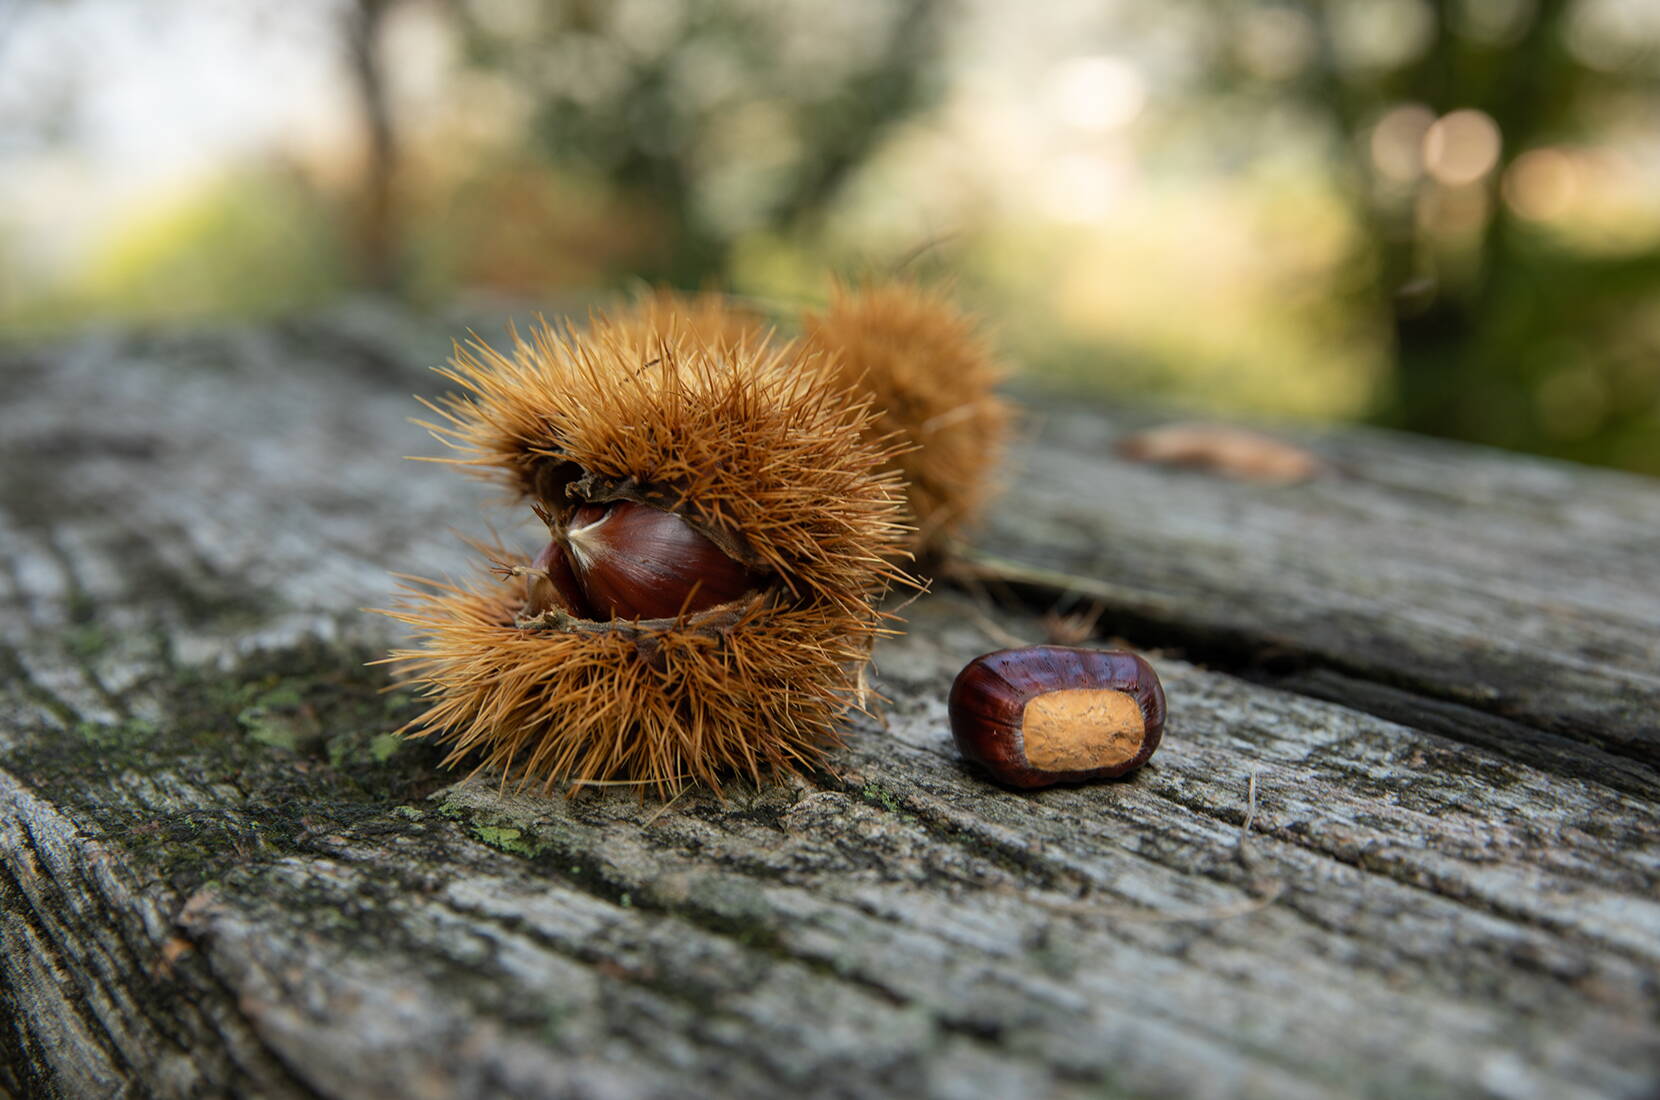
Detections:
[803, 281, 1012, 557]
[381, 313, 913, 796]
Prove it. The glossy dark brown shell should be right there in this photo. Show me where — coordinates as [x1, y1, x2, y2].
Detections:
[948, 646, 1166, 789]
[524, 537, 590, 619]
[566, 501, 758, 621]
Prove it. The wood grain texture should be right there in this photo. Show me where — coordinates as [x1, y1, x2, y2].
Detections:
[971, 403, 1660, 764]
[2, 306, 1657, 1099]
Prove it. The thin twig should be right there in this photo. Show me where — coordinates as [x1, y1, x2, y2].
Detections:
[641, 786, 690, 828]
[955, 575, 1034, 649]
[565, 774, 694, 788]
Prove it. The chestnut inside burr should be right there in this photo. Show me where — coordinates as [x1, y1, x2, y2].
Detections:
[523, 537, 590, 619]
[522, 497, 760, 623]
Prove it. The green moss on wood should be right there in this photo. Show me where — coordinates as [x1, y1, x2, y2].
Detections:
[472, 824, 549, 858]
[0, 642, 451, 892]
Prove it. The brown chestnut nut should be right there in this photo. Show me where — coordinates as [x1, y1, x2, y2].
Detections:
[524, 537, 590, 618]
[564, 500, 758, 620]
[949, 646, 1165, 789]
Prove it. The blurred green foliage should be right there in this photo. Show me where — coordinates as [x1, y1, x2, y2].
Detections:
[1199, 0, 1660, 471]
[1, 0, 1656, 473]
[84, 167, 351, 322]
[447, 0, 942, 284]
[1, 168, 349, 336]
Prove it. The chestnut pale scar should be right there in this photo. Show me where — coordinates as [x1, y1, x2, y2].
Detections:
[1020, 689, 1145, 772]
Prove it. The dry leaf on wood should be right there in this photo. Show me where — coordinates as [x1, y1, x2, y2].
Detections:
[1115, 422, 1321, 484]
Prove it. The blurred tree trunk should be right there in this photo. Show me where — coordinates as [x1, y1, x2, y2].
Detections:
[1294, 0, 1578, 441]
[345, 0, 400, 292]
[1381, 0, 1570, 443]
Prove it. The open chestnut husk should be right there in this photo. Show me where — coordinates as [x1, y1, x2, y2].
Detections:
[382, 312, 915, 796]
[949, 646, 1165, 789]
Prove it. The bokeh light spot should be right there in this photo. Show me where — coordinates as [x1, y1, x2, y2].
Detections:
[1371, 104, 1437, 182]
[1331, 0, 1436, 71]
[1504, 147, 1579, 220]
[1237, 8, 1317, 80]
[1045, 56, 1146, 134]
[1454, 0, 1537, 47]
[1424, 109, 1503, 185]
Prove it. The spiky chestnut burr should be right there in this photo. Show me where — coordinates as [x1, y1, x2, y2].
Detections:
[608, 288, 770, 354]
[380, 316, 913, 796]
[803, 281, 1012, 559]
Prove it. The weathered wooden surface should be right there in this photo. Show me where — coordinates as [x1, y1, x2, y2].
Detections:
[2, 305, 1658, 1099]
[972, 403, 1660, 764]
